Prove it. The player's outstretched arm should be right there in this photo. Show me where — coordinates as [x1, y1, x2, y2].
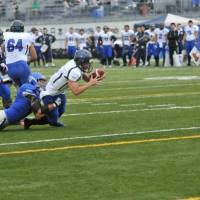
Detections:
[68, 76, 101, 96]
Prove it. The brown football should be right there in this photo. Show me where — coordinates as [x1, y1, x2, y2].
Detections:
[91, 68, 105, 79]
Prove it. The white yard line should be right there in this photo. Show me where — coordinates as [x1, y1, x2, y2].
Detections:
[0, 126, 200, 147]
[91, 103, 118, 106]
[66, 91, 200, 102]
[96, 83, 200, 91]
[120, 103, 146, 107]
[147, 104, 176, 108]
[62, 105, 200, 117]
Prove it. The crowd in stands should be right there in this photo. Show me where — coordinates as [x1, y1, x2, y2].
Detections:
[0, 0, 200, 24]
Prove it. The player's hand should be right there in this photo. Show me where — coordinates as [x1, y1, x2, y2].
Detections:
[0, 63, 8, 74]
[89, 75, 102, 86]
[54, 97, 62, 107]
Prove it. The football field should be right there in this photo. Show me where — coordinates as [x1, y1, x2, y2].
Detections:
[1, 60, 200, 200]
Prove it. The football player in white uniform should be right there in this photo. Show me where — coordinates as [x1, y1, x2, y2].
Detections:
[184, 20, 199, 66]
[24, 49, 104, 128]
[155, 24, 169, 66]
[65, 27, 79, 59]
[78, 29, 90, 50]
[3, 20, 37, 86]
[99, 26, 114, 67]
[146, 25, 159, 66]
[121, 25, 134, 66]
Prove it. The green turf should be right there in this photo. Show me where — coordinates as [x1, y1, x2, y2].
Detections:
[0, 60, 200, 200]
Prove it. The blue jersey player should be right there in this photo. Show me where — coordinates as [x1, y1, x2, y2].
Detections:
[0, 72, 51, 130]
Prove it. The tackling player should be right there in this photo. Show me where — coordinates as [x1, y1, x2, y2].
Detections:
[0, 72, 49, 130]
[3, 20, 37, 86]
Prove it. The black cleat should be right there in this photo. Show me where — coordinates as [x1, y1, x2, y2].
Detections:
[49, 122, 64, 127]
[23, 118, 31, 130]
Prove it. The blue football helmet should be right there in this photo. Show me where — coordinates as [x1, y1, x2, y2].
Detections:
[74, 49, 92, 73]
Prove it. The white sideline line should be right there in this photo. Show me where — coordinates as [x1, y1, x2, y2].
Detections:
[62, 105, 200, 117]
[0, 126, 200, 147]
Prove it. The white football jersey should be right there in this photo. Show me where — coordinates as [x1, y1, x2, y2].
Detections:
[94, 30, 103, 46]
[78, 33, 88, 49]
[3, 32, 34, 64]
[145, 30, 156, 44]
[155, 28, 169, 46]
[41, 59, 82, 97]
[100, 31, 114, 46]
[184, 25, 199, 41]
[65, 32, 79, 47]
[121, 30, 134, 46]
[31, 32, 42, 47]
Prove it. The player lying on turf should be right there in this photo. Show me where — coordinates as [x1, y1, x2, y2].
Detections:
[23, 49, 105, 129]
[0, 72, 62, 130]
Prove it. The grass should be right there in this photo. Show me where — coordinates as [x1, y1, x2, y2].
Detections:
[0, 60, 200, 200]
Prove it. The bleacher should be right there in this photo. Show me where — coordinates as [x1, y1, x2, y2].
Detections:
[0, 0, 199, 26]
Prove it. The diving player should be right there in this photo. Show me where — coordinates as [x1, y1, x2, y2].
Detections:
[24, 49, 105, 129]
[3, 20, 37, 86]
[184, 20, 199, 66]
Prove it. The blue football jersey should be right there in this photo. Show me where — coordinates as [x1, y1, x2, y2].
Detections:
[5, 83, 39, 124]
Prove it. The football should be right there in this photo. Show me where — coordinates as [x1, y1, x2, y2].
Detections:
[91, 68, 105, 79]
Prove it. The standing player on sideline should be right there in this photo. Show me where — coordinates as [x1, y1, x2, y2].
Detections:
[146, 25, 159, 66]
[94, 26, 103, 59]
[184, 20, 199, 66]
[99, 26, 114, 67]
[155, 23, 169, 66]
[78, 29, 90, 50]
[65, 27, 79, 59]
[3, 20, 37, 86]
[121, 25, 134, 67]
[23, 49, 105, 129]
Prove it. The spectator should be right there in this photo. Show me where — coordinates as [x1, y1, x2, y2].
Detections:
[36, 28, 56, 67]
[167, 23, 179, 66]
[32, 0, 41, 17]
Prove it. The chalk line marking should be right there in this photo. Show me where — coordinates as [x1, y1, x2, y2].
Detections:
[62, 105, 200, 117]
[0, 134, 200, 156]
[1, 126, 200, 147]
